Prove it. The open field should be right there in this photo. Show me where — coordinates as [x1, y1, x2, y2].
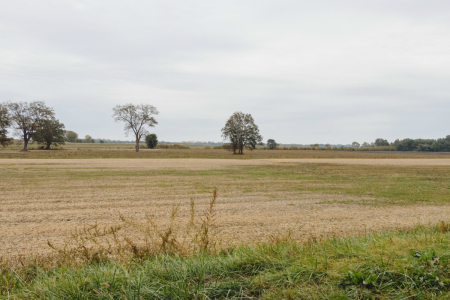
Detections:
[2, 157, 450, 299]
[2, 144, 450, 159]
[2, 158, 450, 259]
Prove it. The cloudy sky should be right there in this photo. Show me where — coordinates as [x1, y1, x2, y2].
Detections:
[1, 1, 449, 144]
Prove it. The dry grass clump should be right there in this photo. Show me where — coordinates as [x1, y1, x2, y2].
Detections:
[46, 190, 221, 265]
[438, 221, 450, 233]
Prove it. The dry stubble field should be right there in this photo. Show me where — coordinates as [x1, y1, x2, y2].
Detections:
[1, 149, 450, 258]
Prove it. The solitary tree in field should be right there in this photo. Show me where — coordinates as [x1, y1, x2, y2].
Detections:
[267, 139, 277, 150]
[33, 119, 65, 150]
[352, 141, 360, 148]
[0, 104, 13, 147]
[145, 133, 158, 149]
[221, 112, 262, 154]
[5, 101, 54, 151]
[112, 103, 159, 152]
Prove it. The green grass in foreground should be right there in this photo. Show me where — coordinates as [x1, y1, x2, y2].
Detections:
[3, 224, 450, 299]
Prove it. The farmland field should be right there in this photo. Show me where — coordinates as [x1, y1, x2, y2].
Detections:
[2, 142, 450, 159]
[1, 154, 450, 258]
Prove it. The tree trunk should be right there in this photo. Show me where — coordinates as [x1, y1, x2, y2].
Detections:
[135, 137, 140, 152]
[239, 141, 243, 154]
[46, 142, 51, 150]
[21, 132, 28, 151]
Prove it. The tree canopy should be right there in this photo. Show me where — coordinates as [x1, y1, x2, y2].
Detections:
[33, 119, 65, 150]
[84, 135, 94, 143]
[374, 138, 389, 147]
[221, 112, 262, 154]
[112, 103, 159, 152]
[267, 139, 277, 150]
[146, 133, 158, 149]
[65, 131, 78, 142]
[0, 104, 13, 147]
[5, 101, 54, 151]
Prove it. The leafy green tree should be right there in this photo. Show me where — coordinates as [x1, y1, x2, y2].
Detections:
[33, 119, 65, 150]
[374, 138, 389, 147]
[5, 101, 54, 151]
[352, 141, 360, 148]
[112, 103, 159, 152]
[145, 133, 158, 149]
[221, 112, 262, 154]
[267, 139, 277, 150]
[99, 139, 105, 144]
[396, 138, 415, 151]
[432, 138, 450, 152]
[65, 131, 78, 142]
[361, 142, 371, 147]
[0, 104, 13, 147]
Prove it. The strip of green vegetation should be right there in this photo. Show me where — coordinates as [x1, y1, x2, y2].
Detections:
[244, 164, 450, 205]
[3, 224, 450, 299]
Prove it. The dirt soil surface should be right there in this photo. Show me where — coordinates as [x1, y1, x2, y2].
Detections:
[1, 158, 450, 169]
[1, 158, 450, 258]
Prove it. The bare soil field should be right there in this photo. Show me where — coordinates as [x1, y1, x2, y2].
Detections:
[1, 158, 450, 258]
[1, 158, 450, 169]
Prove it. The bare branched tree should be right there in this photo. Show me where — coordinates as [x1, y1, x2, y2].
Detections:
[5, 101, 54, 151]
[221, 112, 262, 154]
[112, 103, 159, 152]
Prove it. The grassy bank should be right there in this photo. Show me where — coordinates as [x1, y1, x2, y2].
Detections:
[2, 223, 450, 299]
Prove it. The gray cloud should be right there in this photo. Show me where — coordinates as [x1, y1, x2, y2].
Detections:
[1, 0, 449, 144]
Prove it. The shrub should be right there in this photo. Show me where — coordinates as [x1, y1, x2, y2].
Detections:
[145, 134, 158, 149]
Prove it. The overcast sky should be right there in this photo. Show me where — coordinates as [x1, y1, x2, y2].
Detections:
[1, 1, 449, 144]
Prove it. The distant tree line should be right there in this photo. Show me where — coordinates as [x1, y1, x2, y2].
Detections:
[351, 137, 450, 152]
[391, 136, 450, 152]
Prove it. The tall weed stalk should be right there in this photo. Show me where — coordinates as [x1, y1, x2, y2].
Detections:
[47, 189, 221, 264]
